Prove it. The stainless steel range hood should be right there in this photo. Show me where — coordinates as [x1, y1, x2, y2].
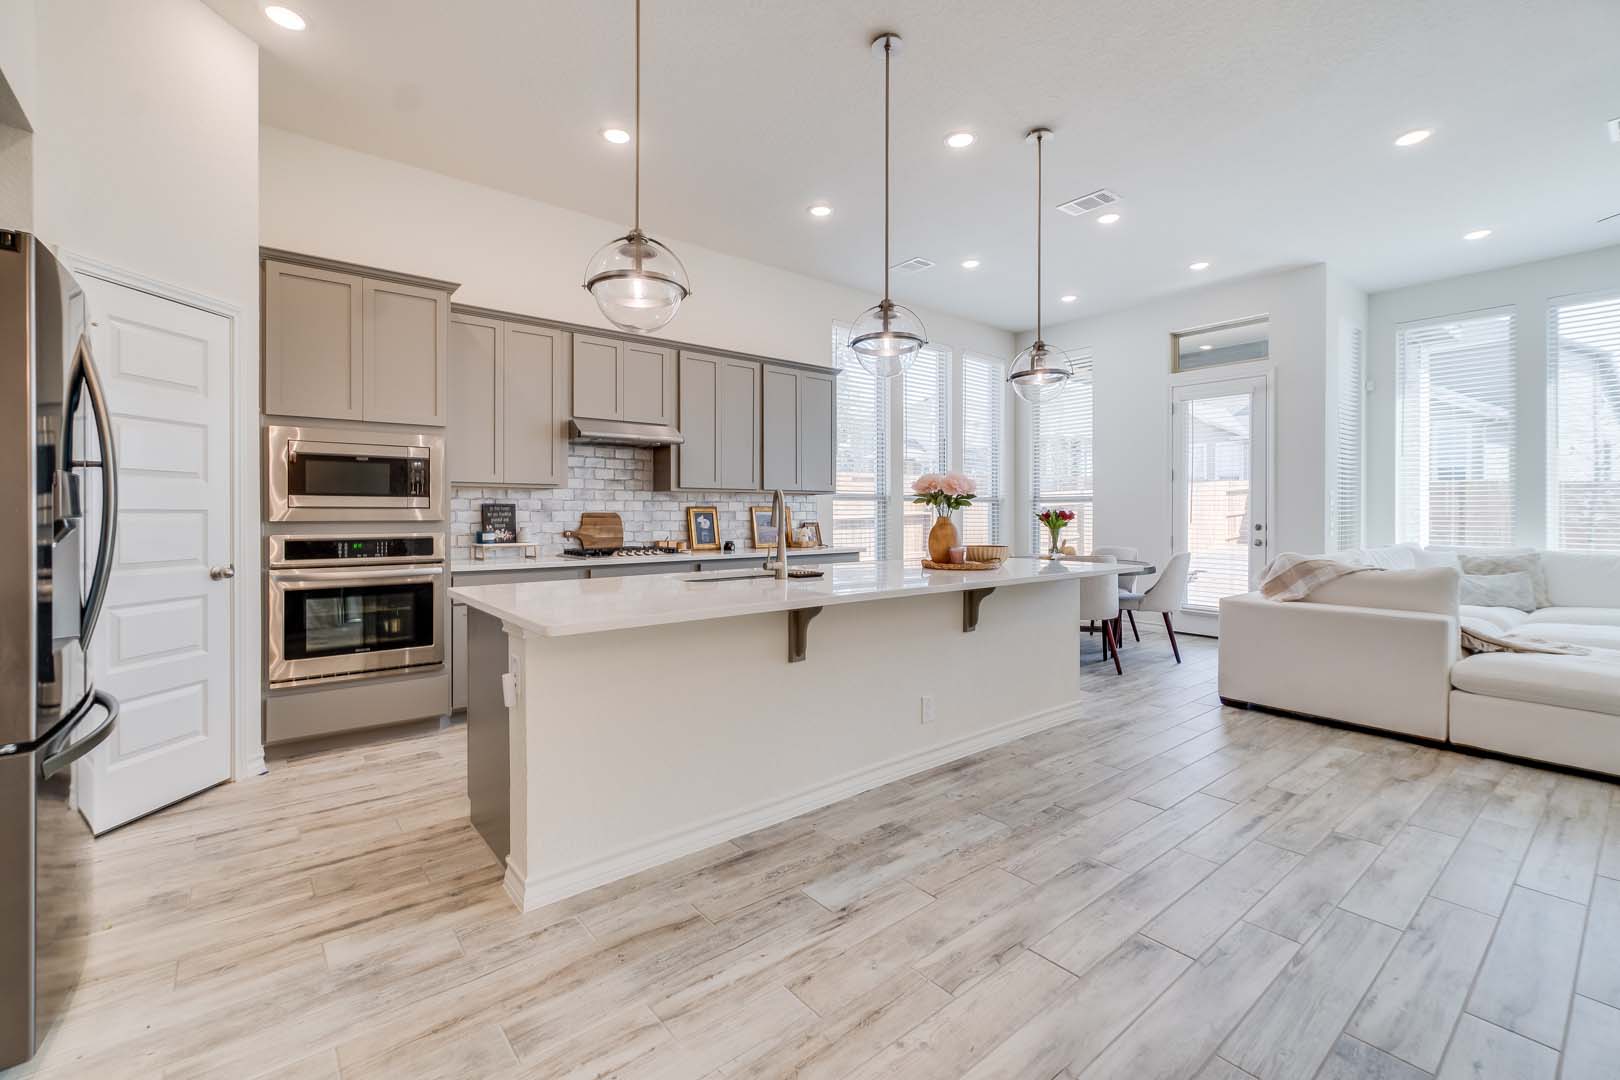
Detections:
[568, 418, 685, 447]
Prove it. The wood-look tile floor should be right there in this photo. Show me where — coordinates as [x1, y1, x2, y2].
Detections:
[14, 627, 1620, 1080]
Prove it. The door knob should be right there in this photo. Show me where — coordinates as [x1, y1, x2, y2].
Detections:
[209, 564, 235, 580]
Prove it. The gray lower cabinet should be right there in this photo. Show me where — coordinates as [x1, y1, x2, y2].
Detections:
[657, 352, 761, 491]
[262, 253, 456, 426]
[762, 364, 836, 493]
[449, 311, 570, 486]
[573, 333, 676, 426]
[451, 601, 469, 711]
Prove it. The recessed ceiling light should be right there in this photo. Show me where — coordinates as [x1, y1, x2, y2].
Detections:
[1463, 228, 1493, 241]
[945, 132, 975, 149]
[960, 259, 980, 270]
[807, 203, 833, 218]
[1199, 344, 1213, 351]
[1060, 294, 1078, 303]
[264, 5, 306, 30]
[1394, 128, 1432, 147]
[1096, 212, 1121, 225]
[601, 128, 631, 144]
[1188, 261, 1211, 271]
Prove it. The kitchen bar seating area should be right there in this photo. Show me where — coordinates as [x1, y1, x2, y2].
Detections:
[4, 2, 1620, 1078]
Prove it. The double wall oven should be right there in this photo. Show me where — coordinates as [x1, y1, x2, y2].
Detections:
[264, 424, 450, 738]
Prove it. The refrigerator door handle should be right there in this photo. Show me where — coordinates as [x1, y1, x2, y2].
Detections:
[68, 332, 119, 648]
[40, 689, 118, 779]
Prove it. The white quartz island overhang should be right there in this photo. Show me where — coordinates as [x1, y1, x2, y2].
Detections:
[450, 558, 1115, 911]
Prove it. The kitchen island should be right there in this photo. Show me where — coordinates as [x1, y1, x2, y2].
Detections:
[450, 557, 1116, 910]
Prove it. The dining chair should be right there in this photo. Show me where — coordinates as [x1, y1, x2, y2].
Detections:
[1074, 555, 1123, 674]
[1120, 551, 1191, 663]
[1092, 545, 1141, 641]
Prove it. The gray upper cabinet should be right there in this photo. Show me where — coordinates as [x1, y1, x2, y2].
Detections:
[263, 261, 363, 421]
[659, 351, 760, 491]
[761, 363, 836, 494]
[572, 333, 675, 425]
[363, 278, 450, 426]
[502, 322, 569, 486]
[262, 253, 456, 426]
[449, 310, 569, 487]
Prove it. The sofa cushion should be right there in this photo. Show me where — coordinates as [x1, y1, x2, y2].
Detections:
[1505, 623, 1620, 651]
[1452, 650, 1620, 717]
[1459, 605, 1530, 631]
[1458, 551, 1550, 608]
[1459, 571, 1537, 612]
[1416, 548, 1463, 571]
[1301, 567, 1459, 615]
[1522, 606, 1620, 626]
[1345, 544, 1423, 570]
[1538, 550, 1620, 608]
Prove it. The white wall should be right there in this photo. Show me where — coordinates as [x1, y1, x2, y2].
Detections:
[260, 126, 1016, 370]
[1365, 243, 1620, 546]
[0, 0, 37, 125]
[1014, 265, 1341, 570]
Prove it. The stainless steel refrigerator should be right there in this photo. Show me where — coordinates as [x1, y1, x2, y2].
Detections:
[0, 231, 120, 1068]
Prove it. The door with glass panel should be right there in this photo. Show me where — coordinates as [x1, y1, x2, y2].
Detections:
[1172, 376, 1269, 617]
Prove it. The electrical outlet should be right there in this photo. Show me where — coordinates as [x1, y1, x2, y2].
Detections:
[920, 696, 935, 725]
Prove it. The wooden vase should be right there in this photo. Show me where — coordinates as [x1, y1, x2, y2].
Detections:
[927, 515, 959, 562]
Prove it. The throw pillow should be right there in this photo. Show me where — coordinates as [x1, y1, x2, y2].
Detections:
[1459, 570, 1537, 612]
[1458, 551, 1549, 608]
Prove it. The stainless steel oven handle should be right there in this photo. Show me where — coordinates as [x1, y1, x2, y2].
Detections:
[269, 565, 444, 585]
[68, 333, 119, 648]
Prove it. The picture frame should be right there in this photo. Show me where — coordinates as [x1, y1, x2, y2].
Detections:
[686, 505, 721, 551]
[750, 505, 790, 549]
[790, 521, 823, 549]
[480, 501, 517, 543]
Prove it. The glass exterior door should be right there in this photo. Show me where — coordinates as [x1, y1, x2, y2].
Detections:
[1172, 375, 1269, 615]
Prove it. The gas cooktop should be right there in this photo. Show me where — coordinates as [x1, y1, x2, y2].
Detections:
[560, 545, 682, 559]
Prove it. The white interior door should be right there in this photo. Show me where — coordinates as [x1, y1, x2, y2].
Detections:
[1172, 375, 1269, 624]
[74, 275, 234, 833]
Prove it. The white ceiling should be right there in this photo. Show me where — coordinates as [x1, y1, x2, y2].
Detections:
[204, 0, 1620, 332]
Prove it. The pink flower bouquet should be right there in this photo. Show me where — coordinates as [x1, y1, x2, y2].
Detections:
[910, 472, 979, 516]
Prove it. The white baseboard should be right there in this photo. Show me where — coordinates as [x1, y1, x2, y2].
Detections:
[504, 698, 1082, 912]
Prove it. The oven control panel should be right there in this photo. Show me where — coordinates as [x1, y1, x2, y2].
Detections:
[269, 533, 445, 568]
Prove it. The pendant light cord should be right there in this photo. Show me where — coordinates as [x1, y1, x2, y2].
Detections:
[1035, 131, 1043, 343]
[633, 0, 641, 234]
[882, 36, 892, 305]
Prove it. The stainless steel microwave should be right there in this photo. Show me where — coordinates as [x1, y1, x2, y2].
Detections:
[266, 424, 446, 523]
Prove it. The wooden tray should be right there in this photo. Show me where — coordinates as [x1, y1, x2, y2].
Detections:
[921, 559, 1002, 571]
[562, 511, 624, 550]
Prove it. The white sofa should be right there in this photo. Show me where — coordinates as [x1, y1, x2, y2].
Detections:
[1219, 543, 1620, 777]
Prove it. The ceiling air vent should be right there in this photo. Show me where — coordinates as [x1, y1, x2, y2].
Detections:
[1056, 189, 1121, 217]
[890, 257, 935, 274]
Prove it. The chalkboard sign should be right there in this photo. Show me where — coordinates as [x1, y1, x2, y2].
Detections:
[480, 501, 517, 543]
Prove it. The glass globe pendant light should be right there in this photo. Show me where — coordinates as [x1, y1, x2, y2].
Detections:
[1008, 128, 1073, 403]
[847, 33, 926, 377]
[583, 0, 690, 334]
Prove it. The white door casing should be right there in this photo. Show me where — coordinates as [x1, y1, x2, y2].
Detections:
[1171, 373, 1270, 631]
[73, 275, 235, 833]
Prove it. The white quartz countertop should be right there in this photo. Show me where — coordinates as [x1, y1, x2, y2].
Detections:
[450, 545, 865, 575]
[450, 556, 1117, 638]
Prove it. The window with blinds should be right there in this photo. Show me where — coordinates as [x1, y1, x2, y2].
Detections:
[960, 353, 1005, 544]
[1330, 325, 1364, 551]
[1396, 311, 1516, 547]
[831, 323, 889, 559]
[901, 344, 950, 560]
[1548, 293, 1620, 551]
[1030, 353, 1095, 554]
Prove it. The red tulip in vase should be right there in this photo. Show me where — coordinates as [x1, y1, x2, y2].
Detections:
[1036, 508, 1076, 560]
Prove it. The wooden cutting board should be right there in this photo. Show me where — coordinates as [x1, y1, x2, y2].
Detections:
[565, 511, 624, 550]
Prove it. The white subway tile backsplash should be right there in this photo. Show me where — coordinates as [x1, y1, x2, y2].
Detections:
[451, 447, 818, 562]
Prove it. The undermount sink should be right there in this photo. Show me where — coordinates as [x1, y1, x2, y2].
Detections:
[681, 568, 825, 583]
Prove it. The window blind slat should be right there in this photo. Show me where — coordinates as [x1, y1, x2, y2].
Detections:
[831, 322, 888, 559]
[1549, 294, 1620, 552]
[901, 345, 950, 560]
[961, 353, 1005, 544]
[1030, 354, 1095, 554]
[1331, 326, 1364, 551]
[1397, 311, 1517, 548]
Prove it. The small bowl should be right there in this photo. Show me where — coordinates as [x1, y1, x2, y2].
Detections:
[966, 544, 1009, 564]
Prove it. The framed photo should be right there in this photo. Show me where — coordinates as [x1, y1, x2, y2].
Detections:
[750, 505, 790, 549]
[480, 502, 517, 543]
[686, 506, 721, 551]
[790, 521, 823, 549]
